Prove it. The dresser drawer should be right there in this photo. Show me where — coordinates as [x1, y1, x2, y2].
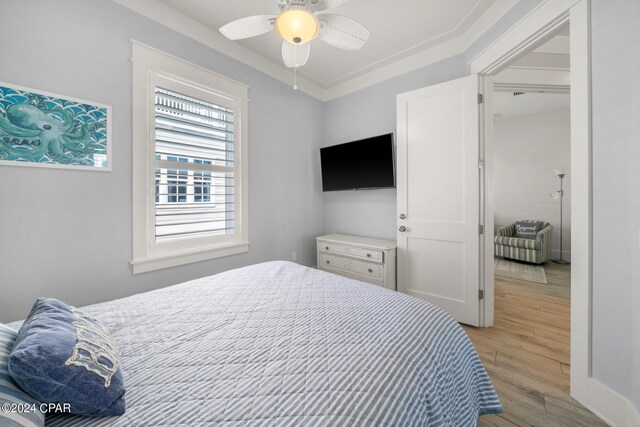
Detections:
[319, 253, 383, 282]
[348, 259, 383, 280]
[317, 241, 350, 256]
[318, 253, 350, 271]
[348, 247, 383, 262]
[317, 241, 383, 262]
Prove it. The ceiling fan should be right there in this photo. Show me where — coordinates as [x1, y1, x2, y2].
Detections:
[219, 0, 370, 70]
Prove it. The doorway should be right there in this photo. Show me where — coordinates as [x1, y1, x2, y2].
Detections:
[464, 0, 607, 421]
[469, 1, 593, 414]
[397, 0, 597, 418]
[490, 28, 573, 304]
[462, 25, 603, 425]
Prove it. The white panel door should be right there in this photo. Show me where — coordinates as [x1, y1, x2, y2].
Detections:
[396, 75, 481, 326]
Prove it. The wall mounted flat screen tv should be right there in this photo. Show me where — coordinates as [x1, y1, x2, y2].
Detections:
[320, 133, 395, 191]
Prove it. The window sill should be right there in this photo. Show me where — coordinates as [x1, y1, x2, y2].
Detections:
[131, 241, 250, 274]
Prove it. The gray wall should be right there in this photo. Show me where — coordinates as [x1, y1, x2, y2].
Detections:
[493, 108, 571, 260]
[0, 0, 324, 322]
[322, 55, 468, 240]
[591, 0, 640, 411]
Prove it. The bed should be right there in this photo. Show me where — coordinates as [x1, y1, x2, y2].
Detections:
[11, 261, 501, 426]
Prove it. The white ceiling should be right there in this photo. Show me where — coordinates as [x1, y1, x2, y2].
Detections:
[158, 0, 501, 87]
[116, 0, 521, 99]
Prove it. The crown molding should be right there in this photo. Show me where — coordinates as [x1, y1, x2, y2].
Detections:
[114, 0, 519, 102]
[317, 0, 511, 88]
[113, 0, 324, 100]
[323, 0, 519, 100]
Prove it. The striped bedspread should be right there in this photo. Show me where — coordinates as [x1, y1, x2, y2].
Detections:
[34, 261, 501, 426]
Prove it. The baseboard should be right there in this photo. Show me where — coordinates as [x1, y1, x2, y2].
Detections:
[630, 402, 640, 427]
[550, 249, 571, 261]
[586, 378, 640, 427]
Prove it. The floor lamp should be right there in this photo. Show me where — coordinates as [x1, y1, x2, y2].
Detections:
[550, 169, 570, 265]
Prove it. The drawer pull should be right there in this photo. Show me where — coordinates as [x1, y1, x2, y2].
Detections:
[326, 260, 330, 264]
[368, 268, 373, 273]
[366, 253, 371, 258]
[325, 246, 329, 250]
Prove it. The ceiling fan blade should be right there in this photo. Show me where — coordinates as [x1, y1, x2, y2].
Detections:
[219, 15, 276, 40]
[281, 41, 310, 68]
[319, 14, 369, 50]
[311, 0, 348, 12]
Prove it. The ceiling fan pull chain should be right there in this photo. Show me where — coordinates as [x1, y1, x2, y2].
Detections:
[292, 44, 299, 90]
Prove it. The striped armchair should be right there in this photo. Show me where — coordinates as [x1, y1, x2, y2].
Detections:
[494, 221, 552, 264]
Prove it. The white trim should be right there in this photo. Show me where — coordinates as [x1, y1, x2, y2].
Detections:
[131, 242, 250, 274]
[323, 37, 468, 101]
[631, 403, 640, 427]
[131, 42, 249, 274]
[130, 41, 249, 100]
[322, 0, 518, 99]
[568, 0, 591, 406]
[493, 82, 571, 94]
[113, 0, 518, 101]
[587, 378, 640, 427]
[480, 75, 495, 327]
[323, 0, 518, 100]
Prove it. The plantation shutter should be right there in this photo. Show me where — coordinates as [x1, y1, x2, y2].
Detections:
[154, 87, 235, 241]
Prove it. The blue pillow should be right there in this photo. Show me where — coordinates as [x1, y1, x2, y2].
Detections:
[8, 298, 125, 417]
[0, 323, 45, 427]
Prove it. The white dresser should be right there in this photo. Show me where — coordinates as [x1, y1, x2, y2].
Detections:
[316, 234, 397, 291]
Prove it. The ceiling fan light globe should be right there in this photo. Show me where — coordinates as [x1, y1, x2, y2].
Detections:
[275, 9, 320, 45]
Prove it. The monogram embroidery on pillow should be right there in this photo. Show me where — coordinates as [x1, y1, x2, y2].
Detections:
[516, 224, 538, 235]
[64, 308, 118, 387]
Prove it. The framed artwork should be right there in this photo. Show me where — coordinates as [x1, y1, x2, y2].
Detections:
[0, 82, 111, 171]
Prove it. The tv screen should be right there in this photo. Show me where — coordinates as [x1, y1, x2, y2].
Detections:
[320, 133, 395, 191]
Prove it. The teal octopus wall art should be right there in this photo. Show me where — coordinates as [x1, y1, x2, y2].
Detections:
[0, 82, 110, 170]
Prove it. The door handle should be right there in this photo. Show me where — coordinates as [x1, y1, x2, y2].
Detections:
[398, 226, 407, 232]
[399, 214, 406, 219]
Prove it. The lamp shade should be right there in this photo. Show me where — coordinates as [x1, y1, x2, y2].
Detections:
[275, 9, 320, 45]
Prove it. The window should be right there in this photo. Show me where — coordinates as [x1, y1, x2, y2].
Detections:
[132, 42, 249, 274]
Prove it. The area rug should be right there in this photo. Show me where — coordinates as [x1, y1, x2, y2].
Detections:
[494, 258, 548, 284]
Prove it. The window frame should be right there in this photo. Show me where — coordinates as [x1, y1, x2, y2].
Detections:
[131, 42, 249, 274]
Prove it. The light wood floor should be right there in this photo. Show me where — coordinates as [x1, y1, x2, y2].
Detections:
[463, 261, 608, 427]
